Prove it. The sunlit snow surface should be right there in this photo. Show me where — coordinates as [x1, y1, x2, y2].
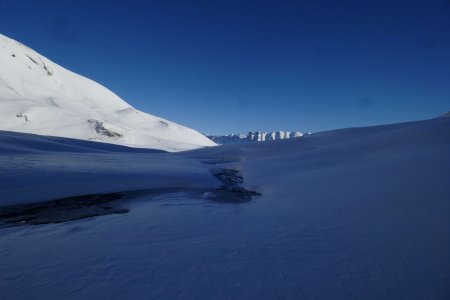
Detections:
[1, 117, 449, 299]
[0, 33, 215, 151]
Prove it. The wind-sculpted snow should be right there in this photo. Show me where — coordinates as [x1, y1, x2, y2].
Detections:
[0, 116, 449, 299]
[0, 133, 219, 208]
[0, 33, 215, 151]
[0, 130, 259, 209]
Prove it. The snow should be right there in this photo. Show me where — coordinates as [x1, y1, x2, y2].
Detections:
[1, 116, 449, 299]
[0, 130, 219, 208]
[207, 130, 303, 144]
[0, 33, 216, 151]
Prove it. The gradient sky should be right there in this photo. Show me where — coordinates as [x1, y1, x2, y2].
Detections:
[1, 0, 449, 134]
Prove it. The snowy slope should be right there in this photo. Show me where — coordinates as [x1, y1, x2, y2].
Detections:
[0, 130, 220, 207]
[0, 33, 215, 151]
[1, 116, 449, 299]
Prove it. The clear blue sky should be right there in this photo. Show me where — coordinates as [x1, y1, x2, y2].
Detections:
[1, 0, 449, 134]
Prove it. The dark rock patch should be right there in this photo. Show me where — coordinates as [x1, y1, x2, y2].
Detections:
[88, 119, 123, 138]
[0, 192, 128, 226]
[211, 169, 261, 203]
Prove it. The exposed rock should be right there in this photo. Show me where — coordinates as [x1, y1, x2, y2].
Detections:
[16, 113, 30, 122]
[88, 119, 123, 138]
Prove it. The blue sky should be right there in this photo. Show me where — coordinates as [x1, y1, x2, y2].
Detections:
[1, 0, 449, 134]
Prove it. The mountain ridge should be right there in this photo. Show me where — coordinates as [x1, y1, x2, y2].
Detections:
[207, 130, 303, 144]
[0, 33, 215, 151]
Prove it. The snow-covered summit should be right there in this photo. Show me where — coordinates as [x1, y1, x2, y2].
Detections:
[207, 130, 303, 144]
[0, 33, 216, 151]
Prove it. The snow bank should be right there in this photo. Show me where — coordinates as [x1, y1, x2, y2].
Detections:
[0, 131, 219, 207]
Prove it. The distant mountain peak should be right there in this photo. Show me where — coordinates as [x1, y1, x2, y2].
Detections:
[207, 131, 303, 144]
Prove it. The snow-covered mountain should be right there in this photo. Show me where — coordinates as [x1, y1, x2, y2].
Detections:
[0, 33, 215, 151]
[207, 130, 303, 144]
